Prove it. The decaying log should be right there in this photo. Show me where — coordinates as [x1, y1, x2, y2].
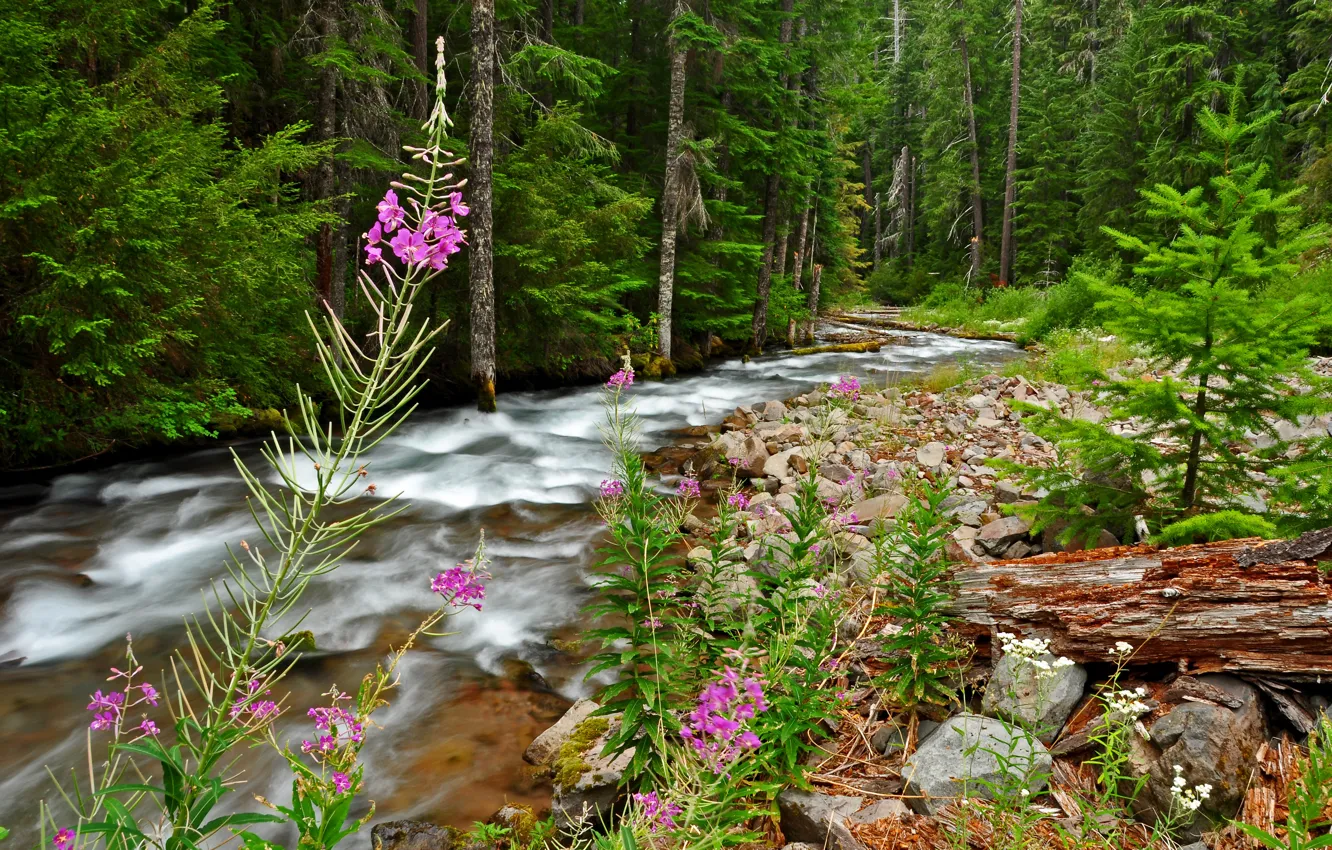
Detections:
[947, 530, 1332, 678]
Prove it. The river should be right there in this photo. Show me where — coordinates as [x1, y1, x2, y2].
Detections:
[0, 328, 1017, 841]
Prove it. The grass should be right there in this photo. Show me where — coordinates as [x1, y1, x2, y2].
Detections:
[1002, 328, 1136, 389]
[900, 286, 1046, 336]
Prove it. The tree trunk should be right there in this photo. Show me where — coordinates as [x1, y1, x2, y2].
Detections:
[905, 149, 916, 261]
[750, 0, 795, 354]
[947, 531, 1332, 678]
[861, 141, 874, 248]
[873, 191, 882, 272]
[774, 214, 790, 281]
[313, 0, 340, 316]
[804, 261, 822, 344]
[960, 34, 983, 284]
[893, 0, 901, 64]
[656, 0, 689, 361]
[998, 0, 1024, 287]
[539, 0, 555, 107]
[410, 0, 430, 119]
[574, 0, 584, 25]
[470, 0, 498, 412]
[1181, 324, 1214, 509]
[792, 198, 810, 291]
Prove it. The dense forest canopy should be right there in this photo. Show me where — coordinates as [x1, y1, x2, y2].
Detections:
[4, 0, 1332, 464]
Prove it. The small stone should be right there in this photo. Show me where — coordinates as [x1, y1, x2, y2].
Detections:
[976, 515, 1032, 555]
[371, 821, 457, 850]
[993, 480, 1023, 504]
[821, 462, 853, 483]
[849, 799, 911, 824]
[524, 699, 600, 766]
[902, 714, 1052, 815]
[916, 441, 947, 468]
[756, 400, 788, 421]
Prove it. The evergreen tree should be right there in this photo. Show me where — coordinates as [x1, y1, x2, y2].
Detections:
[1018, 105, 1332, 539]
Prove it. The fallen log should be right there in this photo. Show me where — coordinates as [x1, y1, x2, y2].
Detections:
[790, 341, 885, 355]
[946, 530, 1332, 679]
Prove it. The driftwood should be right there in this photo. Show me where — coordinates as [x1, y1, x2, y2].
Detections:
[946, 530, 1332, 679]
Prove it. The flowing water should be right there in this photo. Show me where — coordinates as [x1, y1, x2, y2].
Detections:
[0, 328, 1016, 840]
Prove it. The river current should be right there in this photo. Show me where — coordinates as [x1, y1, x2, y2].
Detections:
[0, 329, 1016, 840]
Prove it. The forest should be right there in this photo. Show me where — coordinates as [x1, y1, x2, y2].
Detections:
[7, 0, 1332, 465]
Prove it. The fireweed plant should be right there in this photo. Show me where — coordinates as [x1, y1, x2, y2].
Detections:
[35, 40, 482, 850]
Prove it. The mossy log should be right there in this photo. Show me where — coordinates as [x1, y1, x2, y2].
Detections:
[790, 341, 884, 355]
[946, 529, 1332, 679]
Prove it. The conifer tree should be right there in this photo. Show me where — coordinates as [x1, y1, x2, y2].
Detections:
[1019, 105, 1332, 539]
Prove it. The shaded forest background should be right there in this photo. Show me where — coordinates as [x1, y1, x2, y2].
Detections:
[5, 0, 1332, 465]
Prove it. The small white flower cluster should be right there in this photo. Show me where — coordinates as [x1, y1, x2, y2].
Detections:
[1170, 765, 1213, 813]
[1112, 641, 1134, 656]
[1105, 687, 1152, 718]
[998, 632, 1076, 680]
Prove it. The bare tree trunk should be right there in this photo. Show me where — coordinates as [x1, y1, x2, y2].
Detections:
[574, 0, 584, 25]
[410, 0, 430, 119]
[905, 149, 916, 261]
[314, 0, 340, 316]
[792, 198, 810, 291]
[656, 0, 689, 361]
[960, 33, 983, 284]
[470, 0, 498, 412]
[873, 191, 882, 272]
[750, 0, 795, 354]
[998, 0, 1024, 287]
[774, 213, 790, 281]
[861, 141, 873, 247]
[893, 0, 901, 63]
[805, 262, 822, 344]
[539, 0, 555, 107]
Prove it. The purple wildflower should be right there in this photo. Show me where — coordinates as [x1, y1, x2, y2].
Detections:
[90, 712, 116, 731]
[87, 690, 124, 714]
[632, 791, 681, 832]
[727, 456, 743, 467]
[676, 478, 701, 499]
[606, 368, 634, 390]
[332, 771, 352, 794]
[139, 719, 159, 736]
[431, 563, 487, 610]
[679, 666, 768, 775]
[140, 683, 159, 706]
[447, 192, 470, 217]
[53, 829, 75, 850]
[599, 479, 625, 499]
[389, 228, 429, 265]
[728, 492, 750, 510]
[644, 617, 663, 629]
[376, 190, 405, 232]
[830, 375, 861, 400]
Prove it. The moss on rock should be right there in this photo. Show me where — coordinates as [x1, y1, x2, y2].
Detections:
[551, 716, 610, 790]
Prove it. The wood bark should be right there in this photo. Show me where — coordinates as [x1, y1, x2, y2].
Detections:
[313, 0, 342, 318]
[539, 0, 555, 108]
[470, 0, 498, 412]
[656, 0, 689, 361]
[998, 0, 1024, 287]
[960, 33, 983, 284]
[946, 533, 1332, 678]
[774, 214, 790, 281]
[804, 261, 822, 344]
[861, 141, 874, 248]
[410, 0, 430, 119]
[574, 0, 584, 26]
[749, 0, 795, 354]
[792, 198, 810, 291]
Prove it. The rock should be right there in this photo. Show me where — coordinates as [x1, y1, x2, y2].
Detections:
[948, 500, 988, 528]
[902, 714, 1052, 815]
[756, 400, 788, 421]
[917, 442, 947, 468]
[749, 491, 775, 510]
[776, 789, 867, 850]
[993, 480, 1023, 505]
[551, 716, 635, 829]
[871, 464, 904, 492]
[975, 515, 1032, 555]
[1127, 674, 1266, 828]
[699, 559, 761, 615]
[982, 652, 1087, 743]
[372, 823, 458, 850]
[487, 806, 538, 846]
[719, 433, 770, 479]
[773, 492, 798, 512]
[821, 462, 853, 483]
[847, 449, 872, 470]
[682, 513, 707, 534]
[872, 719, 941, 755]
[1003, 540, 1036, 559]
[849, 799, 911, 824]
[764, 447, 805, 480]
[524, 698, 601, 765]
[851, 493, 907, 526]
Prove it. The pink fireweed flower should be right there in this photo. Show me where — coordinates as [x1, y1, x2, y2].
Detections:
[365, 221, 383, 245]
[376, 190, 405, 232]
[332, 771, 352, 794]
[632, 791, 681, 832]
[139, 719, 159, 736]
[53, 829, 75, 850]
[644, 617, 663, 629]
[364, 245, 383, 265]
[87, 690, 124, 714]
[599, 479, 625, 499]
[728, 456, 743, 467]
[676, 478, 701, 499]
[389, 228, 429, 265]
[139, 683, 159, 706]
[728, 492, 750, 510]
[447, 192, 470, 217]
[830, 375, 861, 400]
[90, 711, 116, 731]
[606, 368, 634, 389]
[431, 563, 487, 610]
[679, 666, 768, 775]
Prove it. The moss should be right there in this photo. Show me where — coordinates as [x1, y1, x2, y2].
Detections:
[487, 804, 538, 847]
[551, 716, 610, 790]
[283, 630, 317, 653]
[791, 341, 884, 355]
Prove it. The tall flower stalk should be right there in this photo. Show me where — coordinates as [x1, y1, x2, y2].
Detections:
[38, 37, 468, 850]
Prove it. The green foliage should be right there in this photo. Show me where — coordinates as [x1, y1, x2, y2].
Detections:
[872, 482, 962, 710]
[1017, 106, 1332, 537]
[1156, 511, 1279, 546]
[1234, 716, 1332, 850]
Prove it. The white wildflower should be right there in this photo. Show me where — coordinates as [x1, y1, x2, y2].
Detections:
[1169, 765, 1211, 814]
[1105, 688, 1151, 719]
[1113, 641, 1134, 656]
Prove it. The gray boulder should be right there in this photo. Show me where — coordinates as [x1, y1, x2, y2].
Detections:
[902, 714, 1052, 815]
[776, 790, 867, 850]
[976, 515, 1032, 555]
[1127, 675, 1266, 829]
[550, 717, 635, 829]
[917, 442, 947, 468]
[524, 698, 601, 765]
[982, 652, 1087, 743]
[756, 400, 788, 421]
